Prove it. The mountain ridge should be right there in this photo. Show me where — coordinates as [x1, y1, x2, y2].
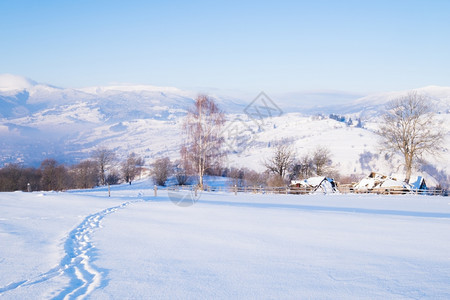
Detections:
[1, 74, 449, 181]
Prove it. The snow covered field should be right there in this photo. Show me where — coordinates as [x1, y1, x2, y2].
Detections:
[1, 180, 450, 299]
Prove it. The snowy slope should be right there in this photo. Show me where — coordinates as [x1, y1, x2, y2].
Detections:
[0, 182, 450, 298]
[231, 112, 450, 178]
[1, 75, 449, 179]
[333, 86, 450, 118]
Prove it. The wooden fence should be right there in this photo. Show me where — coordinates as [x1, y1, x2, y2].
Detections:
[165, 184, 449, 196]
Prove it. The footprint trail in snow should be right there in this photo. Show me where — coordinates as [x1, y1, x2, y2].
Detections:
[0, 200, 140, 299]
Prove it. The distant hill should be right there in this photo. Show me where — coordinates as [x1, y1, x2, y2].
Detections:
[1, 74, 449, 181]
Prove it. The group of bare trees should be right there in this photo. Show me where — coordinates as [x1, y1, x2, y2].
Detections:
[227, 167, 271, 187]
[0, 163, 43, 192]
[81, 148, 144, 187]
[262, 144, 335, 187]
[0, 150, 145, 192]
[292, 147, 335, 179]
[0, 159, 74, 192]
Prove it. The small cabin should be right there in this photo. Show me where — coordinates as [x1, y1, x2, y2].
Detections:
[353, 172, 410, 194]
[290, 177, 337, 194]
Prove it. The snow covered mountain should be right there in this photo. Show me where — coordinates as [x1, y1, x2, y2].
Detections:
[1, 74, 449, 180]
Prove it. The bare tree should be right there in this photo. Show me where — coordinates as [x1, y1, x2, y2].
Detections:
[152, 157, 172, 186]
[71, 160, 99, 189]
[263, 144, 295, 181]
[92, 147, 116, 185]
[267, 173, 287, 187]
[378, 92, 444, 183]
[311, 146, 332, 176]
[174, 167, 191, 185]
[121, 152, 145, 184]
[182, 95, 225, 189]
[174, 161, 191, 186]
[293, 154, 314, 179]
[40, 158, 69, 191]
[228, 167, 245, 187]
[106, 170, 121, 185]
[0, 164, 26, 191]
[243, 169, 267, 187]
[20, 167, 42, 192]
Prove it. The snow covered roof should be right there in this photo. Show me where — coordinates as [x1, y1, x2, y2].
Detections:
[352, 171, 440, 192]
[291, 177, 337, 194]
[291, 176, 326, 187]
[379, 179, 409, 189]
[354, 172, 409, 191]
[392, 172, 439, 189]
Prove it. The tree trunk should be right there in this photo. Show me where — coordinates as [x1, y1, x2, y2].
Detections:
[404, 154, 413, 183]
[199, 168, 204, 189]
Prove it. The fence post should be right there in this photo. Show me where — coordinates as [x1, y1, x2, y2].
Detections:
[154, 185, 157, 197]
[27, 183, 31, 193]
[108, 184, 110, 197]
[234, 185, 237, 196]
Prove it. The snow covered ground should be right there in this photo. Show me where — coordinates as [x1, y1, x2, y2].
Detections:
[1, 180, 450, 299]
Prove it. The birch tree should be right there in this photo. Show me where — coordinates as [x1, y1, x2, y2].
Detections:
[182, 95, 225, 189]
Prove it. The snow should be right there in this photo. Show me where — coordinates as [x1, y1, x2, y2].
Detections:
[379, 178, 408, 189]
[79, 84, 191, 97]
[0, 74, 36, 92]
[0, 74, 450, 180]
[291, 177, 337, 193]
[1, 74, 449, 181]
[1, 181, 450, 299]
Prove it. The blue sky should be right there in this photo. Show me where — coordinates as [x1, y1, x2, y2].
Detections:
[1, 0, 450, 95]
